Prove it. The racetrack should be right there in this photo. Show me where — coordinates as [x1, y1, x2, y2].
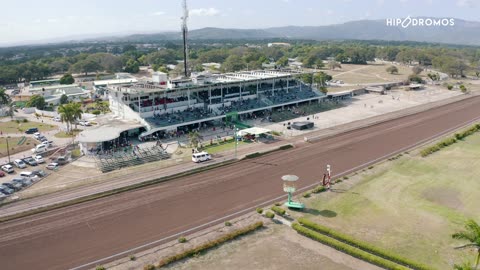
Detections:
[1, 96, 480, 270]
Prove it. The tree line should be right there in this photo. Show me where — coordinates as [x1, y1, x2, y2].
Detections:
[2, 40, 480, 84]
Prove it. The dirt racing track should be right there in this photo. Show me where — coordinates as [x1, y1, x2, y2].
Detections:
[1, 96, 480, 270]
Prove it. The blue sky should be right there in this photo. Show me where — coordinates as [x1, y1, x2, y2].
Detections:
[1, 0, 480, 44]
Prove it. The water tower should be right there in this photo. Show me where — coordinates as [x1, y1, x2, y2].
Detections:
[282, 175, 305, 209]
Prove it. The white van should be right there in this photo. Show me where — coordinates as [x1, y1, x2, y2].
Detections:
[31, 144, 48, 154]
[192, 151, 211, 163]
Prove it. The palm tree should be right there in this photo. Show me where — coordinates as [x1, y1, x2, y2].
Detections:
[70, 102, 83, 131]
[0, 88, 10, 105]
[58, 104, 74, 134]
[188, 131, 203, 150]
[452, 219, 480, 269]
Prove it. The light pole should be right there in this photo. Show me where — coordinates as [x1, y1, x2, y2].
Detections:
[234, 125, 238, 159]
[6, 137, 11, 163]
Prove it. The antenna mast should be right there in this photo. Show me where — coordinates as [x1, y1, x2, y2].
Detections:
[181, 0, 189, 77]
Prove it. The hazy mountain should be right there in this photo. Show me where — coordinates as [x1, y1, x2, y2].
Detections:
[111, 18, 480, 46]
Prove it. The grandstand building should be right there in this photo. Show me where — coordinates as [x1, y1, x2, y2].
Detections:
[107, 70, 325, 139]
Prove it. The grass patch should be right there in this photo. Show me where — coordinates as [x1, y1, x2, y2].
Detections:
[0, 137, 38, 158]
[0, 120, 56, 133]
[157, 221, 263, 268]
[271, 206, 286, 216]
[292, 223, 410, 270]
[421, 123, 480, 157]
[298, 218, 432, 270]
[54, 129, 82, 138]
[200, 139, 248, 154]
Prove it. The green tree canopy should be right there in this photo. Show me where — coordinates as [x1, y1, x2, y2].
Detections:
[59, 73, 75, 84]
[26, 95, 46, 110]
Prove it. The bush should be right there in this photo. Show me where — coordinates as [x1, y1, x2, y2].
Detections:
[92, 110, 101, 115]
[129, 254, 136, 261]
[256, 207, 263, 214]
[447, 84, 453, 90]
[312, 185, 326, 193]
[279, 144, 293, 150]
[274, 202, 281, 206]
[271, 206, 286, 215]
[245, 152, 261, 159]
[158, 222, 263, 268]
[303, 192, 311, 198]
[22, 119, 28, 123]
[178, 237, 187, 243]
[343, 176, 349, 180]
[144, 264, 155, 270]
[297, 218, 431, 270]
[265, 211, 275, 219]
[335, 179, 342, 183]
[225, 221, 232, 226]
[96, 266, 106, 270]
[368, 166, 374, 169]
[292, 223, 409, 270]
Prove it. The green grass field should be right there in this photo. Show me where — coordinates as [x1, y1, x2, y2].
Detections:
[0, 120, 56, 134]
[200, 139, 249, 154]
[0, 137, 38, 158]
[294, 133, 480, 269]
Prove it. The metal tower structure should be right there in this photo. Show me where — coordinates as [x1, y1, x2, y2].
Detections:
[181, 0, 189, 77]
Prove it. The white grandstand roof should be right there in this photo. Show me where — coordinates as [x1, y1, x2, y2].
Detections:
[94, 78, 138, 86]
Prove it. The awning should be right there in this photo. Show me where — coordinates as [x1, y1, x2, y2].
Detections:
[237, 127, 271, 136]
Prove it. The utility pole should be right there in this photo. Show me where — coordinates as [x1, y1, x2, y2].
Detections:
[6, 137, 11, 163]
[234, 125, 238, 159]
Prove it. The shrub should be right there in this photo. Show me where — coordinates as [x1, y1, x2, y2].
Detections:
[343, 176, 349, 180]
[279, 144, 293, 150]
[129, 254, 136, 261]
[178, 237, 187, 243]
[297, 218, 431, 270]
[92, 110, 101, 115]
[271, 206, 286, 215]
[274, 202, 281, 206]
[335, 179, 342, 183]
[368, 166, 374, 169]
[265, 211, 275, 219]
[158, 222, 263, 268]
[245, 152, 261, 159]
[447, 84, 453, 90]
[22, 119, 28, 123]
[303, 192, 311, 198]
[292, 223, 409, 270]
[256, 207, 263, 214]
[95, 266, 106, 270]
[312, 185, 326, 193]
[225, 221, 232, 226]
[144, 264, 155, 270]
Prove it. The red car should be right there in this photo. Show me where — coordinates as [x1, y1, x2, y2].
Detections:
[0, 170, 5, 177]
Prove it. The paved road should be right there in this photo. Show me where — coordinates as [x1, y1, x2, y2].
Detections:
[0, 96, 480, 270]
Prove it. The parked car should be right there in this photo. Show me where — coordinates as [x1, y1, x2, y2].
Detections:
[31, 169, 47, 178]
[0, 171, 5, 177]
[79, 120, 91, 126]
[3, 181, 22, 191]
[0, 193, 6, 201]
[192, 151, 212, 163]
[46, 163, 59, 170]
[32, 144, 48, 154]
[33, 155, 45, 164]
[53, 116, 61, 122]
[55, 156, 68, 165]
[33, 132, 42, 140]
[13, 177, 31, 187]
[38, 136, 48, 142]
[13, 159, 27, 169]
[25, 127, 39, 134]
[41, 141, 53, 147]
[23, 157, 38, 166]
[1, 164, 14, 173]
[0, 186, 14, 195]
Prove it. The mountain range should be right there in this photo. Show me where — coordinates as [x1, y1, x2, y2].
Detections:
[111, 18, 480, 46]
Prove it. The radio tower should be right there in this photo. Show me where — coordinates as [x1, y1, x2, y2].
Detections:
[181, 0, 189, 77]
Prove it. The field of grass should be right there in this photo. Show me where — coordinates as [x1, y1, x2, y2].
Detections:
[324, 63, 419, 85]
[0, 137, 38, 158]
[200, 139, 249, 154]
[54, 129, 82, 138]
[0, 120, 56, 134]
[294, 133, 480, 269]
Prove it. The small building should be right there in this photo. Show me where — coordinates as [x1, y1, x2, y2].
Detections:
[152, 72, 168, 85]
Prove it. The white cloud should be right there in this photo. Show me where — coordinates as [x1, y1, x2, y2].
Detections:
[457, 0, 476, 7]
[190, 8, 220, 17]
[152, 11, 166, 16]
[326, 9, 334, 15]
[376, 0, 385, 5]
[47, 18, 58, 23]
